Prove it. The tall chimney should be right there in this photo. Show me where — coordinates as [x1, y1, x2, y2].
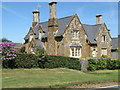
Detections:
[48, 1, 58, 27]
[96, 14, 102, 24]
[32, 9, 40, 27]
[47, 1, 58, 55]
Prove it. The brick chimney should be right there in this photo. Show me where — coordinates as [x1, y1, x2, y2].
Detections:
[32, 9, 40, 27]
[96, 14, 102, 24]
[47, 1, 58, 55]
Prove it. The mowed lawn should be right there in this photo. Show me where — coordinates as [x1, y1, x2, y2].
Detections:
[2, 68, 118, 88]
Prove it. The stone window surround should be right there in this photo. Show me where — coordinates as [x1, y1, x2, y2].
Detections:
[70, 46, 81, 58]
[101, 48, 107, 56]
[102, 35, 106, 42]
[72, 30, 79, 39]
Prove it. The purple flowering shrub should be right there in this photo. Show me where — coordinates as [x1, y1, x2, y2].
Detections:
[0, 42, 17, 68]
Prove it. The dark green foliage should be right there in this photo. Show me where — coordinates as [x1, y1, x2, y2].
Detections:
[1, 38, 12, 42]
[39, 55, 81, 70]
[15, 54, 39, 68]
[2, 59, 16, 69]
[97, 59, 107, 70]
[87, 59, 97, 71]
[88, 59, 120, 71]
[3, 53, 81, 70]
[106, 59, 120, 70]
[19, 46, 26, 53]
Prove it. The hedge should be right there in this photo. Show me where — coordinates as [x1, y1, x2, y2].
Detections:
[15, 54, 39, 68]
[88, 59, 120, 71]
[38, 55, 81, 70]
[2, 54, 81, 70]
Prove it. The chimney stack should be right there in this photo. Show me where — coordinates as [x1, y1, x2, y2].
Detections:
[47, 1, 58, 55]
[48, 1, 58, 27]
[96, 14, 102, 24]
[32, 9, 40, 27]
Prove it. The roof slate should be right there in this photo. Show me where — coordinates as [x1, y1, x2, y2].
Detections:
[82, 24, 102, 44]
[112, 38, 118, 50]
[24, 16, 73, 40]
[24, 15, 104, 47]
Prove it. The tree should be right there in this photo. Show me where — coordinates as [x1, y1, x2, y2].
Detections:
[1, 38, 12, 42]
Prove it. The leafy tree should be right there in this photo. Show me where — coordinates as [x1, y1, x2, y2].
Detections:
[1, 38, 12, 42]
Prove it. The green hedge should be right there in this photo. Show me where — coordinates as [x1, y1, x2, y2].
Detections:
[39, 55, 81, 70]
[88, 59, 120, 71]
[15, 54, 39, 68]
[2, 59, 16, 69]
[2, 54, 81, 70]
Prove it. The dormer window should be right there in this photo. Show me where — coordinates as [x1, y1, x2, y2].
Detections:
[39, 32, 42, 40]
[102, 35, 106, 42]
[39, 31, 44, 40]
[72, 30, 79, 39]
[29, 34, 33, 41]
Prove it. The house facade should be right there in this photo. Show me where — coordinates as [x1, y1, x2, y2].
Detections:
[24, 2, 112, 59]
[111, 35, 120, 60]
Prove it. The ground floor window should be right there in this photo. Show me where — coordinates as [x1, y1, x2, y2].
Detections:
[91, 48, 97, 57]
[70, 47, 81, 57]
[101, 48, 107, 56]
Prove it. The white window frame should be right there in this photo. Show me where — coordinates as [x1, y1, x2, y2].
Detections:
[29, 34, 33, 41]
[70, 47, 81, 58]
[72, 30, 79, 39]
[101, 48, 107, 56]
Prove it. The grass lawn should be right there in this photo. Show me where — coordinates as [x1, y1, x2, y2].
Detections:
[2, 68, 118, 88]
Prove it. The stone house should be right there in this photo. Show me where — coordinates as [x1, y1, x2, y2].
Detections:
[24, 2, 112, 59]
[111, 35, 120, 60]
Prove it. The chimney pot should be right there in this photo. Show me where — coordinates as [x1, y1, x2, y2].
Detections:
[96, 14, 102, 24]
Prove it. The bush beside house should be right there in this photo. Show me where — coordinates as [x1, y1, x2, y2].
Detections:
[88, 59, 120, 71]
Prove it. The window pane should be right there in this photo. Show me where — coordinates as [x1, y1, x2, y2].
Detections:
[75, 48, 77, 56]
[72, 48, 74, 56]
[78, 48, 80, 56]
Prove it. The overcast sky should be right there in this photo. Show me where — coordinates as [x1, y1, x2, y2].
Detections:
[2, 2, 118, 43]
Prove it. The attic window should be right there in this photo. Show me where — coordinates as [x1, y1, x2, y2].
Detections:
[102, 35, 106, 42]
[29, 34, 33, 41]
[72, 30, 79, 39]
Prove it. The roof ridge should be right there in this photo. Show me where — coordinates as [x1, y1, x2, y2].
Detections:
[83, 24, 102, 26]
[39, 15, 73, 24]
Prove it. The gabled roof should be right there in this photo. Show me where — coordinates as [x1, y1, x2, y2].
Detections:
[24, 15, 73, 40]
[112, 38, 118, 50]
[82, 24, 102, 44]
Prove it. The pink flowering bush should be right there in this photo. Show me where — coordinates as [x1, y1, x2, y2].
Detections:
[0, 42, 17, 68]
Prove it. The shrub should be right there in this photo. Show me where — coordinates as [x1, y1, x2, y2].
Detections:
[101, 55, 108, 58]
[15, 54, 39, 68]
[0, 42, 17, 68]
[96, 59, 107, 70]
[88, 59, 120, 71]
[32, 46, 44, 56]
[19, 46, 26, 53]
[39, 55, 81, 70]
[106, 59, 120, 70]
[87, 59, 97, 71]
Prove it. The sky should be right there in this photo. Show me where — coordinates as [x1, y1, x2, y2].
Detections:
[2, 2, 118, 43]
